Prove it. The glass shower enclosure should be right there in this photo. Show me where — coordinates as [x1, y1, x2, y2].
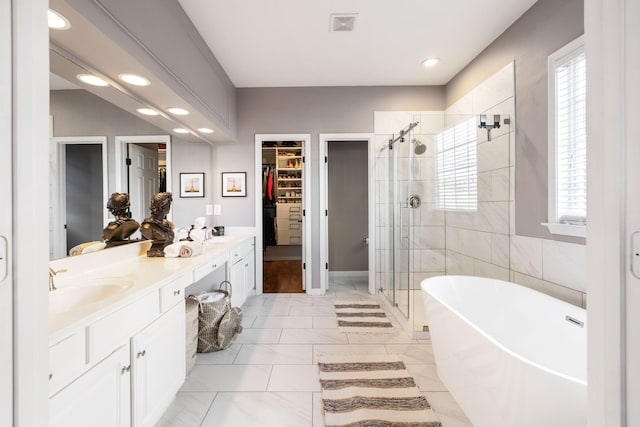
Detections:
[378, 119, 424, 319]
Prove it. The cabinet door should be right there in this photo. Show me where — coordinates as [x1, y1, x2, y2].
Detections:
[245, 245, 256, 299]
[131, 302, 185, 427]
[229, 260, 246, 308]
[49, 344, 131, 427]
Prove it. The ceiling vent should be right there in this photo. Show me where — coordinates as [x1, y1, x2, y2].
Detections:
[330, 13, 358, 32]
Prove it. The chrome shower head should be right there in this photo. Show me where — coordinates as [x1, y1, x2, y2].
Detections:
[412, 139, 427, 155]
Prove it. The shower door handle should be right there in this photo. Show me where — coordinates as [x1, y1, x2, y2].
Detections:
[399, 202, 410, 240]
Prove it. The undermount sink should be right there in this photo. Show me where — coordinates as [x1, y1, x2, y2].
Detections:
[49, 278, 135, 314]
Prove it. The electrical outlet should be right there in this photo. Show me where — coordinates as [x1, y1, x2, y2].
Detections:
[205, 204, 213, 215]
[213, 204, 221, 216]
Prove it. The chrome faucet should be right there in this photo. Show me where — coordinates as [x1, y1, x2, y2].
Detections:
[49, 267, 67, 291]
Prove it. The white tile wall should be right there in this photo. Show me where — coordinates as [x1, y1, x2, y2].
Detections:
[472, 62, 515, 113]
[510, 235, 544, 278]
[542, 240, 587, 293]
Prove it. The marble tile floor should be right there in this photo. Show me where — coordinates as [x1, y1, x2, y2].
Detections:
[157, 276, 473, 427]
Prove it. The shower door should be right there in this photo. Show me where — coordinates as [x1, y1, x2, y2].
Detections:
[378, 122, 420, 319]
[393, 128, 421, 319]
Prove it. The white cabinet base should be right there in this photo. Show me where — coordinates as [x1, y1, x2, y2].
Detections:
[50, 344, 131, 427]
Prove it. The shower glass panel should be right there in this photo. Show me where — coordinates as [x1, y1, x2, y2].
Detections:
[377, 120, 421, 319]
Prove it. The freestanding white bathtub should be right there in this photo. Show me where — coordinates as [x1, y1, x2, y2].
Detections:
[421, 275, 586, 427]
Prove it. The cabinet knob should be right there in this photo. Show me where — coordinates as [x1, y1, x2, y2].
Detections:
[137, 350, 146, 358]
[212, 264, 217, 269]
[121, 365, 131, 374]
[49, 373, 53, 380]
[173, 289, 181, 296]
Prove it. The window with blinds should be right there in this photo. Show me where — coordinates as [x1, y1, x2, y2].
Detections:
[436, 117, 478, 211]
[553, 40, 586, 226]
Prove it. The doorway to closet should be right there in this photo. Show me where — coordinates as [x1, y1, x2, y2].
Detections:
[255, 134, 311, 294]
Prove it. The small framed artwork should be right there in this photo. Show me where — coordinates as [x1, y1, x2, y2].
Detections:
[222, 172, 247, 197]
[180, 173, 205, 198]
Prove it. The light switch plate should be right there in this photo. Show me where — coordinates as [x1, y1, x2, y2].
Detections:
[213, 204, 222, 216]
[205, 204, 213, 215]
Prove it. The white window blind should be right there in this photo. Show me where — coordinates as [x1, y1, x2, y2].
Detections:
[555, 50, 586, 225]
[436, 117, 477, 211]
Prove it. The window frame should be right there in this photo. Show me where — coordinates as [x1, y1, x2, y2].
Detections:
[544, 35, 587, 238]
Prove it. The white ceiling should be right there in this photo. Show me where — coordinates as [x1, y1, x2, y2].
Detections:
[179, 0, 538, 88]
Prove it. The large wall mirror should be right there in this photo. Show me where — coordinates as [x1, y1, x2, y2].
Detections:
[49, 80, 173, 260]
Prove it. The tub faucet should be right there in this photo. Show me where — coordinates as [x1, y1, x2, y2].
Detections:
[49, 267, 67, 291]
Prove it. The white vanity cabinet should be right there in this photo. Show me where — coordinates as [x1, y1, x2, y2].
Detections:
[48, 235, 255, 426]
[229, 239, 256, 307]
[49, 343, 131, 427]
[49, 273, 189, 427]
[131, 301, 185, 427]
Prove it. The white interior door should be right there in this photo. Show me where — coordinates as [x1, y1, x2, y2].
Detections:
[625, 0, 640, 423]
[0, 0, 13, 422]
[129, 144, 158, 228]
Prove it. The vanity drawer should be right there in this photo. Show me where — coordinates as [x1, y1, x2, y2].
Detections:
[229, 240, 251, 265]
[193, 252, 228, 282]
[87, 291, 158, 363]
[49, 331, 86, 397]
[160, 273, 191, 312]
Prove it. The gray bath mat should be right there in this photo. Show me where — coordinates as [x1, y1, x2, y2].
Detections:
[334, 300, 395, 333]
[318, 354, 442, 427]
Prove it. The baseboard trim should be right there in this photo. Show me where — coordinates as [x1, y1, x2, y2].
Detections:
[329, 270, 368, 278]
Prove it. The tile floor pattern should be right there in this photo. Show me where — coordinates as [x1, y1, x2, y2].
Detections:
[157, 276, 473, 427]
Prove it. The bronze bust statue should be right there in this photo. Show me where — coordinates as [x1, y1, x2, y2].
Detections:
[141, 192, 175, 256]
[103, 193, 140, 247]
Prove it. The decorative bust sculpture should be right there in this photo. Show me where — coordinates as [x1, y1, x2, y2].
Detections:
[141, 192, 175, 256]
[103, 193, 140, 247]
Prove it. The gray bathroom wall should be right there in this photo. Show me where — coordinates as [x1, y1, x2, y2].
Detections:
[328, 141, 368, 272]
[217, 85, 445, 288]
[50, 89, 215, 230]
[445, 0, 585, 243]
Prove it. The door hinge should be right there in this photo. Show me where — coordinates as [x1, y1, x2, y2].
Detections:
[325, 209, 328, 216]
[325, 262, 328, 270]
[303, 262, 306, 270]
[125, 157, 132, 166]
[303, 210, 306, 217]
[302, 156, 305, 163]
[325, 156, 328, 163]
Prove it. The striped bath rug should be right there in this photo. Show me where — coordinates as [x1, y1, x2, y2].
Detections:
[318, 354, 442, 427]
[334, 300, 395, 333]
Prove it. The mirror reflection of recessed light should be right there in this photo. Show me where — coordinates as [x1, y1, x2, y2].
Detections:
[173, 128, 189, 134]
[137, 108, 159, 116]
[48, 9, 71, 30]
[422, 57, 440, 67]
[198, 128, 214, 134]
[119, 73, 150, 87]
[76, 74, 109, 87]
[167, 107, 190, 116]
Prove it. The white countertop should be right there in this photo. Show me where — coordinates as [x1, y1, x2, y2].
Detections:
[49, 234, 253, 344]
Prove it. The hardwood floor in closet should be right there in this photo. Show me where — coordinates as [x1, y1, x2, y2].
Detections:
[263, 260, 303, 293]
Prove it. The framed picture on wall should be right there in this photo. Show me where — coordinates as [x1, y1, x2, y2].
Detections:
[180, 172, 205, 198]
[222, 172, 247, 197]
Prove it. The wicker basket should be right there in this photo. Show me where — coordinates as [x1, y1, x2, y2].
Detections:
[185, 297, 199, 374]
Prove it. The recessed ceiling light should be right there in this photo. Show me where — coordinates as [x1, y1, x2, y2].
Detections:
[167, 107, 190, 116]
[76, 74, 109, 87]
[198, 128, 214, 134]
[137, 108, 159, 116]
[422, 57, 440, 67]
[48, 10, 70, 30]
[119, 73, 150, 87]
[173, 128, 189, 134]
